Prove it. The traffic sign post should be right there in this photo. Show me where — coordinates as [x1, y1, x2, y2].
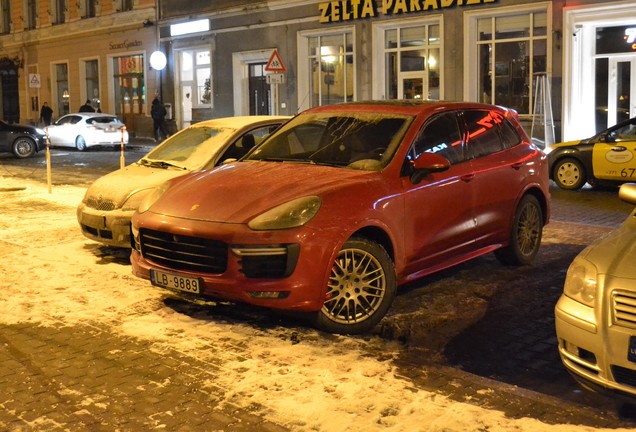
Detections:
[265, 50, 286, 115]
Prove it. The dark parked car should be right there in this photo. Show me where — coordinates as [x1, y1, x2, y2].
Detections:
[0, 120, 46, 158]
[131, 101, 551, 334]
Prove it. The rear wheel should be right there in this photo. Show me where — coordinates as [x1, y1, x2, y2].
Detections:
[75, 136, 87, 151]
[314, 238, 396, 334]
[495, 195, 543, 266]
[12, 137, 36, 158]
[554, 157, 586, 190]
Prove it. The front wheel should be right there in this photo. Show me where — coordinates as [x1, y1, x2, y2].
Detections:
[313, 238, 396, 334]
[495, 195, 543, 266]
[553, 157, 586, 190]
[75, 135, 87, 151]
[12, 137, 36, 158]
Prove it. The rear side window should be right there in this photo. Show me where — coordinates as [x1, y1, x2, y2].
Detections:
[410, 111, 463, 164]
[463, 110, 507, 159]
[499, 117, 522, 149]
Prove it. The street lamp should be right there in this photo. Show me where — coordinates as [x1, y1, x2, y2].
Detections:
[150, 50, 167, 101]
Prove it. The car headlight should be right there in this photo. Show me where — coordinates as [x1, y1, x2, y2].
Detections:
[122, 189, 155, 211]
[137, 182, 171, 214]
[563, 256, 598, 308]
[248, 196, 321, 231]
[35, 128, 46, 136]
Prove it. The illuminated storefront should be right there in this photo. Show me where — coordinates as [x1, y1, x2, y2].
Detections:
[157, 0, 634, 141]
[563, 0, 636, 141]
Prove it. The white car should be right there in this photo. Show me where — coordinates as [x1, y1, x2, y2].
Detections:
[77, 115, 290, 247]
[555, 182, 636, 402]
[46, 113, 129, 151]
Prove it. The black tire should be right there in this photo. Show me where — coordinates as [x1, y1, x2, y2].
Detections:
[553, 157, 586, 190]
[12, 137, 36, 159]
[75, 136, 87, 151]
[495, 195, 543, 266]
[313, 238, 396, 334]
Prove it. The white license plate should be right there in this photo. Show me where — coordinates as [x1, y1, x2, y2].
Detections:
[150, 269, 201, 294]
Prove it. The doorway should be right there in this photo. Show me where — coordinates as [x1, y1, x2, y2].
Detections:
[248, 63, 270, 115]
[0, 66, 19, 123]
[608, 57, 636, 127]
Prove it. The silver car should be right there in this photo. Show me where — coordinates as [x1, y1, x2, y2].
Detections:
[555, 183, 636, 401]
[77, 115, 289, 247]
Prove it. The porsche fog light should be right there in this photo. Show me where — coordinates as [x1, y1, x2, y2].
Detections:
[248, 196, 321, 230]
[563, 257, 598, 308]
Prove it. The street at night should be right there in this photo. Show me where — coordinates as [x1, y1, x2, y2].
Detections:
[1, 145, 636, 430]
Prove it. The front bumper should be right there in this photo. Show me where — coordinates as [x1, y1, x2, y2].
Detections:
[555, 294, 636, 400]
[130, 213, 339, 312]
[77, 203, 133, 248]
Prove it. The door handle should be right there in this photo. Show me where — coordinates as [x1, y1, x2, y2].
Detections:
[511, 162, 523, 170]
[460, 174, 475, 182]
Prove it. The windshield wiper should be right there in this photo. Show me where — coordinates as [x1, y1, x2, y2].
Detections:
[138, 158, 187, 170]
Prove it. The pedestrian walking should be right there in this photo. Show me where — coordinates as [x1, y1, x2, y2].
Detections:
[40, 102, 53, 126]
[79, 100, 95, 113]
[151, 96, 169, 143]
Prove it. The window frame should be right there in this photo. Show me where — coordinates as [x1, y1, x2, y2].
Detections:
[297, 25, 356, 112]
[463, 2, 552, 118]
[372, 15, 444, 101]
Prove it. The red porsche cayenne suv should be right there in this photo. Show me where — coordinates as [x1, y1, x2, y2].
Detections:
[131, 101, 550, 334]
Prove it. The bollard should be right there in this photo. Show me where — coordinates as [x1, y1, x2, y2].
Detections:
[45, 127, 52, 194]
[120, 126, 126, 170]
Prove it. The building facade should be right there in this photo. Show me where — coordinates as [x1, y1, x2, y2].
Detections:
[157, 0, 636, 143]
[2, 0, 636, 142]
[0, 0, 159, 136]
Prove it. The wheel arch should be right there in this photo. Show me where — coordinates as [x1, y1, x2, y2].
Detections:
[521, 186, 549, 226]
[350, 225, 396, 264]
[548, 147, 593, 180]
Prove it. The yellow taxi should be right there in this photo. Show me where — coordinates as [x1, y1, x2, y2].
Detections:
[547, 117, 636, 190]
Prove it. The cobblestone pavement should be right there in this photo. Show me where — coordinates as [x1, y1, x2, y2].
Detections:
[0, 321, 290, 431]
[2, 166, 636, 430]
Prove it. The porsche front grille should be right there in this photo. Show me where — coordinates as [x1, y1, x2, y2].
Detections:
[139, 229, 227, 274]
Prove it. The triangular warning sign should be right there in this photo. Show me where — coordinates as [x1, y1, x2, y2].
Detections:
[265, 50, 286, 73]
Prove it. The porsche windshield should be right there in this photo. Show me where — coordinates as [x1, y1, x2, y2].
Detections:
[245, 112, 412, 170]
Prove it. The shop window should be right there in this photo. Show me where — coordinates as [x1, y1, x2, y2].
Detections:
[383, 23, 440, 100]
[83, 60, 100, 111]
[113, 54, 145, 116]
[180, 49, 211, 108]
[471, 7, 549, 115]
[51, 0, 66, 25]
[54, 63, 69, 117]
[1, 0, 11, 34]
[79, 0, 97, 18]
[115, 0, 132, 12]
[297, 28, 355, 110]
[24, 0, 37, 30]
[305, 32, 354, 107]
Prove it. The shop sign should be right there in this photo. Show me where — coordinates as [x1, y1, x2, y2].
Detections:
[319, 0, 497, 23]
[597, 26, 636, 55]
[109, 39, 143, 51]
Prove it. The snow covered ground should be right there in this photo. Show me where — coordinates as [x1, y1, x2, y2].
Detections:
[0, 175, 630, 432]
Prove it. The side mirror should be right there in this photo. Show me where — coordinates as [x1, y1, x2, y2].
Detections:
[619, 183, 636, 206]
[410, 152, 451, 185]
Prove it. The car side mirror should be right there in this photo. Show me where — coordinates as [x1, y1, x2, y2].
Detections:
[619, 183, 636, 206]
[410, 152, 451, 185]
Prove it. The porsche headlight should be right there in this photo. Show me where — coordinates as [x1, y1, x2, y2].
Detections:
[563, 256, 598, 308]
[248, 196, 321, 231]
[122, 189, 154, 211]
[137, 182, 171, 214]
